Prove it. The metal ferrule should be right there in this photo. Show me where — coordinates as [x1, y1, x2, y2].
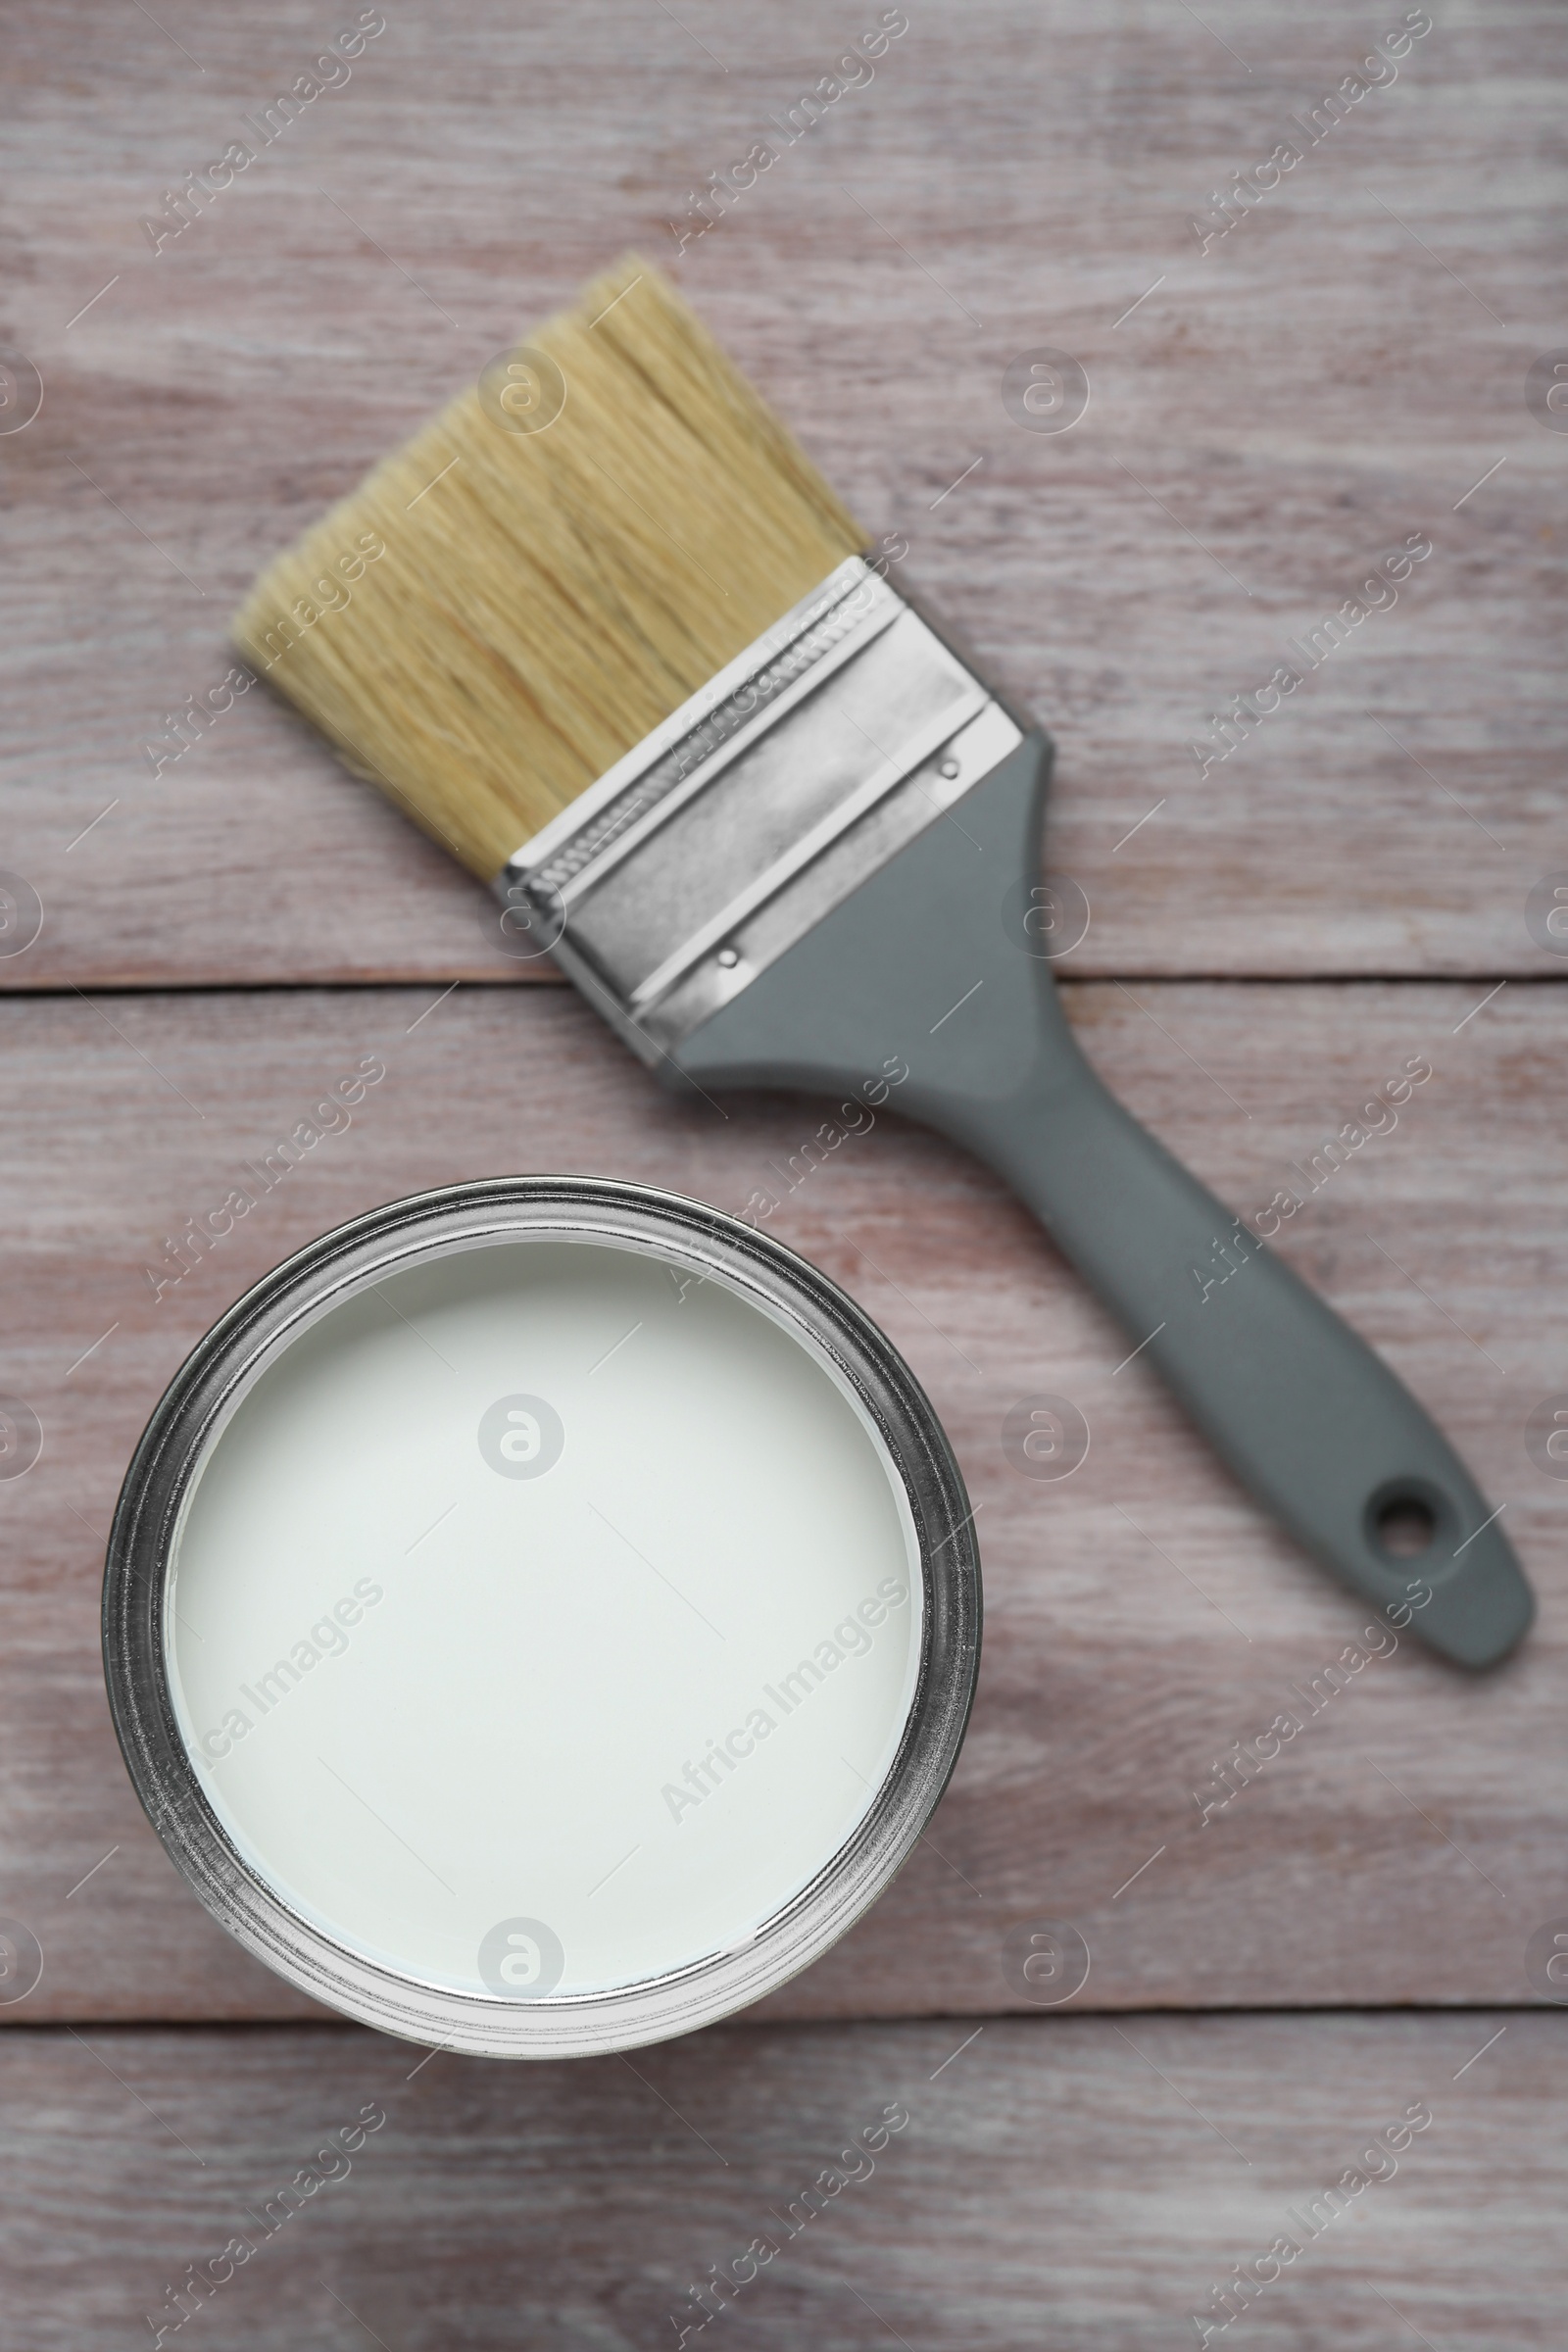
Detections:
[495, 557, 1023, 1062]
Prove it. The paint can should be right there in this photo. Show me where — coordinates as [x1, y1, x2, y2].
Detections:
[103, 1177, 980, 2056]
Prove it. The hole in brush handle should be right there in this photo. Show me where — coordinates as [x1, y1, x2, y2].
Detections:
[1365, 1479, 1450, 1563]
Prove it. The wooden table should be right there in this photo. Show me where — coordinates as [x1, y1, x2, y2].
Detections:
[2, 0, 1564, 2341]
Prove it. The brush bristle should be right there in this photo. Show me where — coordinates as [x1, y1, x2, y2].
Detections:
[232, 256, 866, 879]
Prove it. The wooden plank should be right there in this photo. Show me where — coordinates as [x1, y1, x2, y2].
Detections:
[1, 977, 1562, 2020]
[1, 2013, 1561, 2347]
[1, 0, 1563, 987]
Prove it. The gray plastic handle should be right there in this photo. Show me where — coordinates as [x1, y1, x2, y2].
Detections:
[953, 1015, 1533, 1667]
[671, 730, 1533, 1668]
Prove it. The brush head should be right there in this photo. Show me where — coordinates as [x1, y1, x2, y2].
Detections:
[232, 257, 866, 880]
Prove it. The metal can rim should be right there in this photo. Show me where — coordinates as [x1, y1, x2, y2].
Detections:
[102, 1174, 982, 2058]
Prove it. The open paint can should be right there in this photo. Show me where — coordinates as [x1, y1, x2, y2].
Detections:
[103, 1178, 980, 2056]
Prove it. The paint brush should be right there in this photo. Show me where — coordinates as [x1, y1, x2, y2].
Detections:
[233, 254, 1531, 1667]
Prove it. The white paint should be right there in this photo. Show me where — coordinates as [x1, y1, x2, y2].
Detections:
[166, 1239, 922, 1998]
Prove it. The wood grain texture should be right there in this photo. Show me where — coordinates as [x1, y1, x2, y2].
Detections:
[1, 977, 1563, 2022]
[1, 0, 1564, 986]
[1, 2013, 1561, 2348]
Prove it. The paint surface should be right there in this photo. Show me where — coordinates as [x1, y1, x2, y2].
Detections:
[167, 1239, 921, 1998]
